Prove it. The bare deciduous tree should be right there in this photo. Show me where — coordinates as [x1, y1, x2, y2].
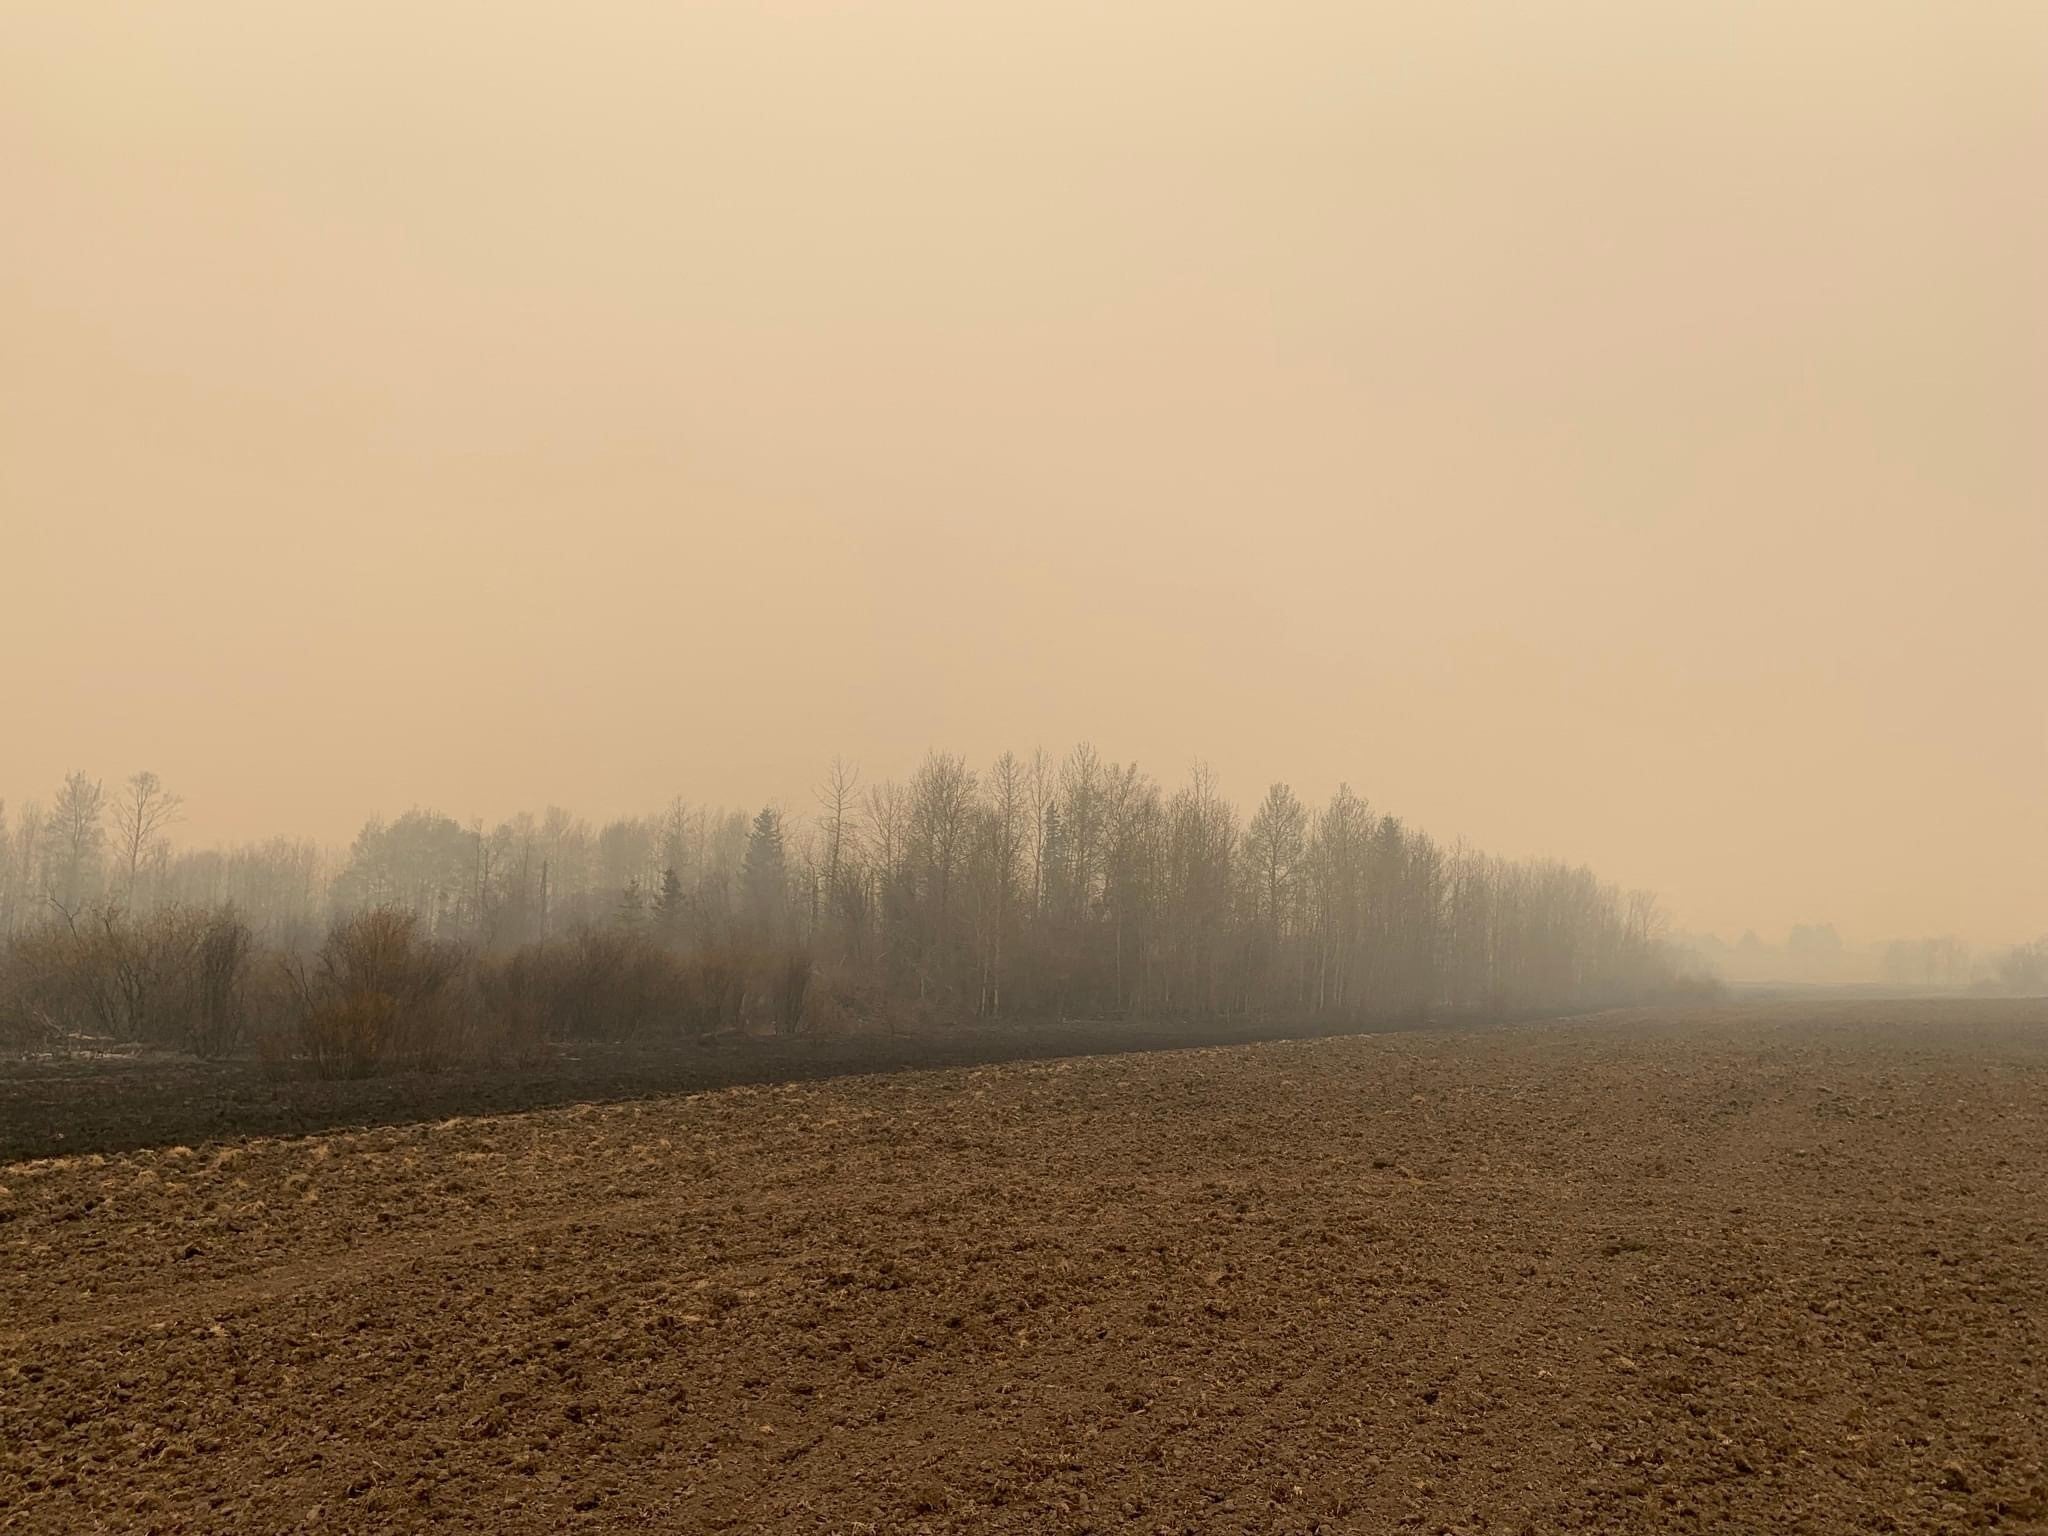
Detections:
[42, 772, 107, 914]
[113, 770, 184, 904]
[6, 748, 1699, 1049]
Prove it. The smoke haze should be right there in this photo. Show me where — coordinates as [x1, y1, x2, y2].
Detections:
[5, 1, 2043, 945]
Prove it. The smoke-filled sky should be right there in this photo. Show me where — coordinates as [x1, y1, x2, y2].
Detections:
[4, 2, 2043, 945]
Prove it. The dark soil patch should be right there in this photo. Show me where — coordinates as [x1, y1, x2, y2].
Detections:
[0, 1013, 1479, 1163]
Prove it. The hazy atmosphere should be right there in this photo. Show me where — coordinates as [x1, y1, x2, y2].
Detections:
[6, 0, 2044, 949]
[8, 9, 2048, 1533]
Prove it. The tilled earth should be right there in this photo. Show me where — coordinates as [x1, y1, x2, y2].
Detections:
[3, 1000, 2045, 1534]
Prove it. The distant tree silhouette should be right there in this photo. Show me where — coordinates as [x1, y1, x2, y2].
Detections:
[614, 875, 647, 933]
[652, 867, 686, 943]
[42, 772, 107, 914]
[5, 745, 1707, 1029]
[742, 807, 787, 938]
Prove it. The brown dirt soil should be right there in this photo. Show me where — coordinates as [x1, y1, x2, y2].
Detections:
[3, 998, 2045, 1534]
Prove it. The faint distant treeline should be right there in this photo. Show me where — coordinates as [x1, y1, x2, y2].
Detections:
[1675, 925, 1990, 990]
[1, 751, 1706, 1028]
[1675, 924, 2048, 997]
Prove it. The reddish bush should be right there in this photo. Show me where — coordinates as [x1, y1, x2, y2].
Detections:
[287, 907, 465, 1078]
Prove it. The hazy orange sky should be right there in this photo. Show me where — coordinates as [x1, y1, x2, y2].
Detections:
[4, 2, 2043, 945]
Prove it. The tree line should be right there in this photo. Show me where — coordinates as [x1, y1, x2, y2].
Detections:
[1, 750, 1717, 1040]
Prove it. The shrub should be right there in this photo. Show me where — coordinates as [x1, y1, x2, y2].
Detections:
[797, 967, 888, 1037]
[763, 951, 813, 1036]
[0, 925, 95, 1045]
[470, 933, 819, 1044]
[181, 910, 255, 1059]
[489, 931, 680, 1042]
[302, 989, 402, 1080]
[0, 903, 256, 1054]
[472, 945, 554, 1065]
[288, 907, 464, 1078]
[680, 945, 746, 1036]
[0, 960, 58, 1052]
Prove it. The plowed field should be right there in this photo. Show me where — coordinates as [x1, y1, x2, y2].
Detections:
[5, 1000, 2045, 1533]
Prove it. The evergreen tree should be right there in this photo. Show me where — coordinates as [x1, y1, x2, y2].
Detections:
[652, 866, 686, 941]
[742, 807, 787, 936]
[614, 875, 647, 932]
